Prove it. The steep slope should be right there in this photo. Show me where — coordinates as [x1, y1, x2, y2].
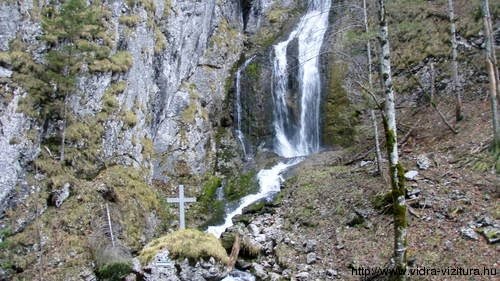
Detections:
[0, 0, 305, 279]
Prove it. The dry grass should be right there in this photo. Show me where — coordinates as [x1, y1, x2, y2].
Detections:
[138, 229, 229, 265]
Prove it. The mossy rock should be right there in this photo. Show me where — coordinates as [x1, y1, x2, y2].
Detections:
[96, 262, 133, 281]
[322, 62, 360, 147]
[138, 229, 229, 265]
[224, 171, 258, 202]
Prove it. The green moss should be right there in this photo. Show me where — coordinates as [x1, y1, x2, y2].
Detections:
[288, 205, 319, 227]
[100, 166, 170, 249]
[245, 62, 261, 80]
[208, 18, 239, 54]
[188, 176, 225, 227]
[384, 0, 498, 70]
[139, 229, 229, 265]
[224, 171, 258, 202]
[119, 15, 140, 27]
[96, 262, 132, 281]
[322, 62, 360, 147]
[372, 190, 394, 211]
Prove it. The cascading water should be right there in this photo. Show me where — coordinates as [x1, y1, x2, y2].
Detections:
[235, 56, 255, 160]
[273, 0, 331, 158]
[211, 1, 331, 279]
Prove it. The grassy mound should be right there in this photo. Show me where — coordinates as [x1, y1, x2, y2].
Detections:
[139, 229, 229, 265]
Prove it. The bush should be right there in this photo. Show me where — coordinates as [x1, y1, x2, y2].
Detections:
[96, 262, 132, 281]
[119, 15, 140, 27]
[138, 229, 229, 265]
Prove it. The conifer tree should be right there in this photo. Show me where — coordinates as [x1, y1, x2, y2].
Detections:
[41, 0, 106, 162]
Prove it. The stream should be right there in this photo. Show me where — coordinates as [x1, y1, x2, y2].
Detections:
[207, 0, 332, 279]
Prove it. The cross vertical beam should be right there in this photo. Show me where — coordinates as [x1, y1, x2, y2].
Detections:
[166, 185, 196, 229]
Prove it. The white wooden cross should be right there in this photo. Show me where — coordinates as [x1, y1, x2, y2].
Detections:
[166, 185, 196, 229]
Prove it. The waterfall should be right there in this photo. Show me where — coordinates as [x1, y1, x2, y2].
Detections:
[273, 0, 331, 157]
[209, 0, 331, 253]
[235, 56, 255, 159]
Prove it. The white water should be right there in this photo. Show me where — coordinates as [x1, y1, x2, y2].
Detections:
[211, 2, 331, 279]
[235, 56, 255, 159]
[206, 159, 300, 238]
[273, 0, 331, 158]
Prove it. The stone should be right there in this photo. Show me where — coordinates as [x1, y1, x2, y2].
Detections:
[360, 160, 372, 167]
[306, 252, 317, 264]
[416, 155, 431, 170]
[248, 223, 260, 236]
[346, 212, 365, 227]
[296, 272, 310, 280]
[0, 67, 12, 78]
[326, 269, 338, 277]
[444, 240, 453, 251]
[253, 263, 267, 279]
[460, 227, 479, 240]
[304, 239, 317, 253]
[269, 272, 282, 281]
[49, 183, 71, 208]
[404, 170, 419, 180]
[477, 226, 500, 244]
[406, 187, 421, 199]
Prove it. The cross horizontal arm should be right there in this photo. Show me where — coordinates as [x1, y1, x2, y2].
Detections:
[184, 198, 196, 203]
[166, 198, 180, 203]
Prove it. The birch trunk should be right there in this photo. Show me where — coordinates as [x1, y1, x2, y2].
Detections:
[448, 0, 463, 122]
[364, 0, 385, 179]
[482, 0, 500, 154]
[378, 0, 407, 278]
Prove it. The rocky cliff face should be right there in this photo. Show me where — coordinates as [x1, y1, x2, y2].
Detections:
[0, 0, 307, 279]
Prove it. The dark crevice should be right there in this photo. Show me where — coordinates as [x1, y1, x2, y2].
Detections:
[240, 0, 253, 30]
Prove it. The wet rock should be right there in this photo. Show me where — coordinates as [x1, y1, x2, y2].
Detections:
[416, 155, 431, 170]
[404, 170, 419, 180]
[306, 252, 316, 264]
[460, 227, 479, 240]
[49, 183, 70, 208]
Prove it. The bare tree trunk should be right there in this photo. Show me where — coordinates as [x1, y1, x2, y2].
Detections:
[227, 234, 240, 270]
[60, 94, 67, 163]
[430, 62, 435, 106]
[482, 0, 500, 154]
[105, 203, 115, 247]
[448, 0, 463, 122]
[364, 0, 385, 180]
[371, 110, 385, 176]
[378, 0, 407, 278]
[430, 62, 459, 134]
